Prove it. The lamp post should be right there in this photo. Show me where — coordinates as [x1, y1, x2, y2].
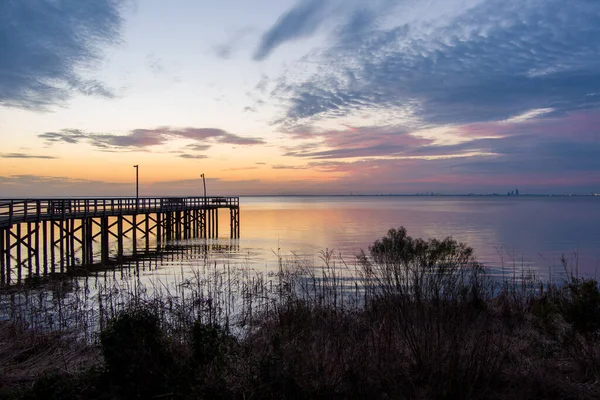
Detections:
[133, 165, 139, 208]
[201, 173, 207, 203]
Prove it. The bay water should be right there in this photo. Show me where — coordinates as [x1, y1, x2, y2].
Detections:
[145, 196, 600, 282]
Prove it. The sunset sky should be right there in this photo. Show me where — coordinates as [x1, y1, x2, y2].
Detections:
[1, 0, 599, 196]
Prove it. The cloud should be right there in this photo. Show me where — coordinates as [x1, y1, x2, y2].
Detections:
[0, 174, 131, 197]
[179, 154, 208, 159]
[146, 53, 164, 74]
[271, 164, 309, 170]
[223, 166, 259, 171]
[282, 126, 432, 159]
[274, 108, 600, 193]
[212, 27, 255, 59]
[254, 0, 332, 60]
[38, 129, 87, 144]
[185, 144, 212, 152]
[39, 126, 265, 151]
[0, 153, 58, 159]
[265, 0, 600, 127]
[0, 0, 124, 110]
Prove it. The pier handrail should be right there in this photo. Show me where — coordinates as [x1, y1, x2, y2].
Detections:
[0, 197, 239, 228]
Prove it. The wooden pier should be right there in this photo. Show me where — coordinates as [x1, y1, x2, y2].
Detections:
[0, 197, 240, 285]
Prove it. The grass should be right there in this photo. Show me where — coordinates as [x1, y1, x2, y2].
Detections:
[1, 227, 599, 399]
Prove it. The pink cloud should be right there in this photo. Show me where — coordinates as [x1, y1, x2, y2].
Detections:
[284, 125, 433, 159]
[457, 110, 600, 142]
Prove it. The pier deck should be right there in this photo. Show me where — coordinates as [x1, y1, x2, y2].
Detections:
[0, 197, 238, 228]
[0, 197, 240, 285]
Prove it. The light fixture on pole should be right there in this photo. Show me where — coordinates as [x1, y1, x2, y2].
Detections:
[201, 173, 207, 199]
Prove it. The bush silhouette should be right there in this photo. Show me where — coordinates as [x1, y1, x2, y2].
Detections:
[563, 277, 600, 334]
[100, 308, 175, 398]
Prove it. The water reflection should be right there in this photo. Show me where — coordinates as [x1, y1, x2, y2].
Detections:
[3, 196, 599, 284]
[239, 196, 600, 279]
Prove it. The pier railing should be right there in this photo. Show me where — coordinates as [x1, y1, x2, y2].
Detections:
[0, 197, 239, 227]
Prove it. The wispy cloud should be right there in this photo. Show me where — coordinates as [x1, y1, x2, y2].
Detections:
[282, 126, 432, 159]
[0, 174, 131, 197]
[250, 0, 600, 193]
[0, 153, 58, 159]
[260, 0, 600, 127]
[223, 166, 259, 171]
[271, 164, 309, 170]
[0, 0, 124, 110]
[179, 154, 208, 159]
[184, 144, 212, 152]
[273, 108, 600, 192]
[39, 126, 265, 152]
[146, 53, 165, 74]
[213, 27, 255, 59]
[253, 0, 332, 60]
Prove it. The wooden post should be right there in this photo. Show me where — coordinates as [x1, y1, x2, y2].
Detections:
[156, 213, 162, 247]
[132, 214, 137, 255]
[64, 219, 70, 272]
[27, 222, 33, 277]
[145, 215, 150, 251]
[206, 209, 210, 238]
[215, 209, 218, 238]
[185, 210, 190, 240]
[5, 227, 11, 284]
[81, 219, 87, 265]
[176, 211, 182, 240]
[166, 213, 172, 242]
[60, 220, 66, 273]
[101, 216, 109, 265]
[117, 215, 123, 261]
[230, 208, 234, 238]
[16, 224, 22, 283]
[42, 221, 48, 275]
[70, 219, 76, 268]
[0, 229, 5, 285]
[88, 218, 94, 264]
[50, 221, 56, 274]
[34, 222, 40, 275]
[213, 209, 217, 238]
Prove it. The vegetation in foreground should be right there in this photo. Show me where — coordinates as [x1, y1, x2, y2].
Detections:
[1, 227, 600, 399]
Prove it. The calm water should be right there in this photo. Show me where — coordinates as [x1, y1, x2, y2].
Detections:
[3, 196, 600, 326]
[145, 196, 600, 281]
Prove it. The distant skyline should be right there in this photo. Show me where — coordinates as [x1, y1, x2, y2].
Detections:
[1, 0, 599, 197]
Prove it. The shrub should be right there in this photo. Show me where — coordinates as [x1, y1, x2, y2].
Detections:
[360, 227, 489, 307]
[99, 308, 176, 398]
[191, 322, 236, 368]
[563, 277, 600, 334]
[358, 227, 505, 396]
[188, 321, 239, 398]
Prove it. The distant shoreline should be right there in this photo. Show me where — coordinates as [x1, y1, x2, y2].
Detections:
[1, 193, 598, 200]
[240, 193, 600, 198]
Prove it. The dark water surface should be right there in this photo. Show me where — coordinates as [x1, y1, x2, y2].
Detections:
[155, 196, 600, 281]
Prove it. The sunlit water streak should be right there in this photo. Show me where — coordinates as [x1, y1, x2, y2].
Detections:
[227, 196, 600, 280]
[6, 196, 600, 285]
[92, 195, 600, 283]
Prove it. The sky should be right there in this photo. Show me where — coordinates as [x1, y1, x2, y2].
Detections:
[1, 0, 599, 197]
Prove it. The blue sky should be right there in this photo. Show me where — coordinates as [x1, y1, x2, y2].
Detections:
[1, 0, 599, 196]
